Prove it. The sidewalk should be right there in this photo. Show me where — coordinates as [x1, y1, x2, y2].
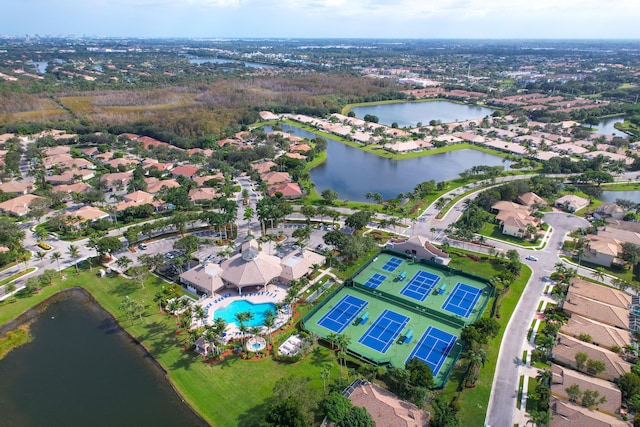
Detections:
[512, 290, 556, 425]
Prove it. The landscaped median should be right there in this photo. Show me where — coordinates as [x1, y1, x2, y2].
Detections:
[0, 264, 337, 427]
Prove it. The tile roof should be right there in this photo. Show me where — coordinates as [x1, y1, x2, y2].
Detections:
[348, 381, 429, 427]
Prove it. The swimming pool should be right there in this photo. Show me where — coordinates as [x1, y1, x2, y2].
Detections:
[213, 300, 277, 327]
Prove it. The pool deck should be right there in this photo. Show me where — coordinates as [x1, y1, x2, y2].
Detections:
[195, 283, 290, 340]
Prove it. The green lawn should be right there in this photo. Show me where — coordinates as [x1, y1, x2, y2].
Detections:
[0, 266, 338, 427]
[441, 253, 532, 426]
[1, 246, 531, 427]
[0, 325, 32, 360]
[479, 222, 539, 247]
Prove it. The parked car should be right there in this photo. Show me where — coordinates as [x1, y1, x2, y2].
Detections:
[525, 255, 538, 261]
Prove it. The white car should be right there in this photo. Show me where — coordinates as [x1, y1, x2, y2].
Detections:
[525, 255, 538, 261]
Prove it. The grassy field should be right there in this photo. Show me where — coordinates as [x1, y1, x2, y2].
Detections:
[0, 325, 32, 361]
[479, 222, 539, 247]
[1, 245, 531, 427]
[0, 266, 338, 427]
[441, 251, 532, 426]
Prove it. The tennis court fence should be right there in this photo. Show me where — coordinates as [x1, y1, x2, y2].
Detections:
[349, 281, 466, 329]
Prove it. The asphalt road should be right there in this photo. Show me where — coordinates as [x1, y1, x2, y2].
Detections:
[484, 212, 589, 427]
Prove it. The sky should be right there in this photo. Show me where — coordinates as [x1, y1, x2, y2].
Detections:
[5, 0, 640, 39]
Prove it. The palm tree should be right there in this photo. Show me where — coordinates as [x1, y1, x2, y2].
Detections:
[202, 326, 220, 359]
[327, 332, 341, 350]
[536, 368, 552, 387]
[464, 347, 487, 386]
[67, 244, 80, 275]
[234, 311, 253, 345]
[34, 251, 47, 264]
[263, 309, 276, 348]
[50, 251, 63, 275]
[335, 333, 351, 378]
[591, 266, 606, 282]
[193, 304, 207, 327]
[115, 256, 132, 274]
[153, 292, 167, 313]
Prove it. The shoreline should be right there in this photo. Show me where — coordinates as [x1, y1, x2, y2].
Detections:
[0, 287, 211, 426]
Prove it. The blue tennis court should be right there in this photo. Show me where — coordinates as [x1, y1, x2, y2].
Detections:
[400, 270, 440, 301]
[358, 309, 409, 354]
[441, 282, 482, 318]
[406, 326, 457, 376]
[382, 257, 402, 272]
[363, 273, 386, 289]
[317, 294, 368, 333]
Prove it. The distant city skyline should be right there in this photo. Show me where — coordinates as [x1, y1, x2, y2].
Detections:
[5, 0, 640, 39]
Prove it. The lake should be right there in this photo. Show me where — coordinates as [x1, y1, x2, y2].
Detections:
[27, 61, 48, 74]
[351, 100, 495, 127]
[189, 58, 274, 69]
[595, 117, 626, 138]
[600, 190, 640, 204]
[0, 290, 208, 427]
[264, 124, 510, 201]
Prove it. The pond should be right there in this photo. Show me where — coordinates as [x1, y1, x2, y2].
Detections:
[351, 100, 495, 127]
[0, 290, 207, 427]
[594, 116, 626, 138]
[263, 124, 510, 201]
[189, 58, 275, 69]
[599, 190, 640, 204]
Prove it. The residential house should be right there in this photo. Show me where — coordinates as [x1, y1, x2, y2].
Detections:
[0, 194, 43, 217]
[594, 204, 626, 221]
[136, 135, 184, 152]
[550, 396, 628, 427]
[41, 154, 95, 170]
[189, 187, 219, 203]
[42, 146, 71, 156]
[284, 152, 306, 160]
[171, 164, 200, 179]
[561, 315, 632, 352]
[100, 171, 134, 192]
[106, 157, 139, 171]
[346, 380, 429, 427]
[251, 161, 277, 175]
[597, 220, 640, 246]
[115, 190, 160, 212]
[491, 201, 538, 239]
[552, 334, 631, 381]
[386, 235, 451, 265]
[0, 179, 34, 195]
[186, 148, 214, 157]
[51, 182, 94, 200]
[555, 195, 590, 212]
[193, 174, 224, 188]
[551, 364, 622, 416]
[564, 278, 631, 330]
[517, 192, 547, 208]
[80, 147, 100, 157]
[267, 182, 303, 198]
[46, 169, 95, 185]
[63, 205, 110, 225]
[261, 171, 291, 185]
[144, 178, 180, 194]
[582, 234, 623, 268]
